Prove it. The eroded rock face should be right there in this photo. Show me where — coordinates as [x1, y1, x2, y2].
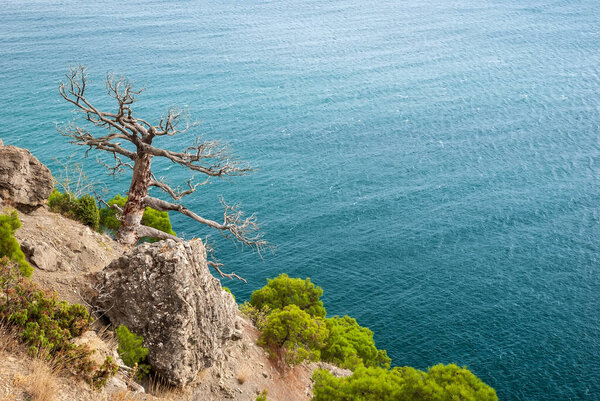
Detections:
[96, 239, 240, 387]
[21, 240, 60, 271]
[0, 144, 53, 209]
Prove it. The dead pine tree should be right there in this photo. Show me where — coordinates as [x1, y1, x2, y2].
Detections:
[58, 65, 267, 280]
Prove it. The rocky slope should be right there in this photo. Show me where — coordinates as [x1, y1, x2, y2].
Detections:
[0, 141, 338, 401]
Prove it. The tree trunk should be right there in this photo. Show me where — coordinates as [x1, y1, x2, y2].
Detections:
[115, 152, 152, 246]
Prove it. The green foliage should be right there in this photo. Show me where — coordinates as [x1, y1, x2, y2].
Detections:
[98, 194, 126, 232]
[248, 273, 495, 401]
[239, 302, 271, 331]
[0, 211, 32, 277]
[258, 305, 329, 365]
[0, 257, 105, 383]
[48, 189, 100, 231]
[115, 325, 151, 378]
[0, 261, 92, 355]
[75, 195, 100, 231]
[250, 273, 326, 318]
[321, 315, 391, 370]
[249, 274, 389, 370]
[255, 390, 268, 401]
[99, 194, 176, 242]
[48, 188, 73, 215]
[312, 364, 498, 401]
[92, 356, 119, 389]
[222, 286, 235, 302]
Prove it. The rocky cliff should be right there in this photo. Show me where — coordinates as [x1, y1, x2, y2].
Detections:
[0, 141, 331, 401]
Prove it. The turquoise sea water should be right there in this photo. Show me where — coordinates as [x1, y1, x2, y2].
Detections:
[1, 0, 599, 399]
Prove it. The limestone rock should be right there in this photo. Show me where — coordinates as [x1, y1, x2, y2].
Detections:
[96, 239, 240, 387]
[0, 145, 53, 209]
[70, 330, 121, 367]
[21, 240, 60, 271]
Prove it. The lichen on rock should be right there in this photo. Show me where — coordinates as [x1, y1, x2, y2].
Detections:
[0, 145, 53, 209]
[96, 239, 240, 387]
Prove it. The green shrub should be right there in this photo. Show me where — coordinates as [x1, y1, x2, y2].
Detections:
[250, 273, 326, 318]
[222, 286, 235, 302]
[255, 390, 268, 401]
[115, 325, 151, 378]
[98, 194, 126, 232]
[258, 305, 329, 365]
[321, 315, 391, 370]
[99, 194, 176, 242]
[48, 189, 100, 231]
[92, 356, 119, 389]
[75, 195, 100, 231]
[48, 188, 74, 215]
[312, 364, 498, 401]
[0, 211, 32, 277]
[239, 302, 271, 331]
[0, 257, 110, 385]
[0, 262, 92, 355]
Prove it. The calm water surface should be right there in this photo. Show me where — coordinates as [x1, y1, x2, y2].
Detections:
[1, 1, 599, 399]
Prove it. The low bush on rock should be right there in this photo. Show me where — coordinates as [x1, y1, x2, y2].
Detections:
[247, 274, 389, 369]
[247, 274, 497, 400]
[99, 194, 176, 242]
[0, 211, 32, 277]
[115, 324, 151, 378]
[322, 315, 391, 370]
[239, 302, 271, 331]
[312, 364, 498, 401]
[48, 189, 100, 231]
[258, 305, 329, 365]
[0, 257, 116, 386]
[250, 273, 326, 318]
[91, 356, 119, 389]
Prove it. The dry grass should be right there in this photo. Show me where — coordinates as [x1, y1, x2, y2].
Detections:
[0, 321, 19, 357]
[237, 369, 248, 384]
[24, 358, 59, 401]
[147, 375, 182, 400]
[108, 390, 139, 401]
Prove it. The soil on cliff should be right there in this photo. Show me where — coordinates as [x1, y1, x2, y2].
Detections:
[1, 205, 326, 401]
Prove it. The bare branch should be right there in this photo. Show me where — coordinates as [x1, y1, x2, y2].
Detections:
[59, 66, 140, 141]
[52, 155, 98, 198]
[206, 242, 247, 282]
[149, 176, 207, 200]
[136, 225, 181, 241]
[140, 138, 252, 177]
[58, 123, 137, 161]
[208, 261, 247, 283]
[97, 153, 135, 176]
[58, 67, 270, 265]
[142, 196, 269, 253]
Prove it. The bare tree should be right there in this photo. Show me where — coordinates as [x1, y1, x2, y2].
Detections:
[58, 66, 268, 265]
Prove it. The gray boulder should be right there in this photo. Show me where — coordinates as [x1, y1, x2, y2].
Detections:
[96, 239, 240, 387]
[0, 144, 53, 209]
[20, 240, 60, 271]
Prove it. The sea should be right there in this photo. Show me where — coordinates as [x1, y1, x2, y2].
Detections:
[1, 0, 599, 399]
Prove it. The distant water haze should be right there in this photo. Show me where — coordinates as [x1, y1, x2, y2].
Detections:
[1, 0, 599, 399]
